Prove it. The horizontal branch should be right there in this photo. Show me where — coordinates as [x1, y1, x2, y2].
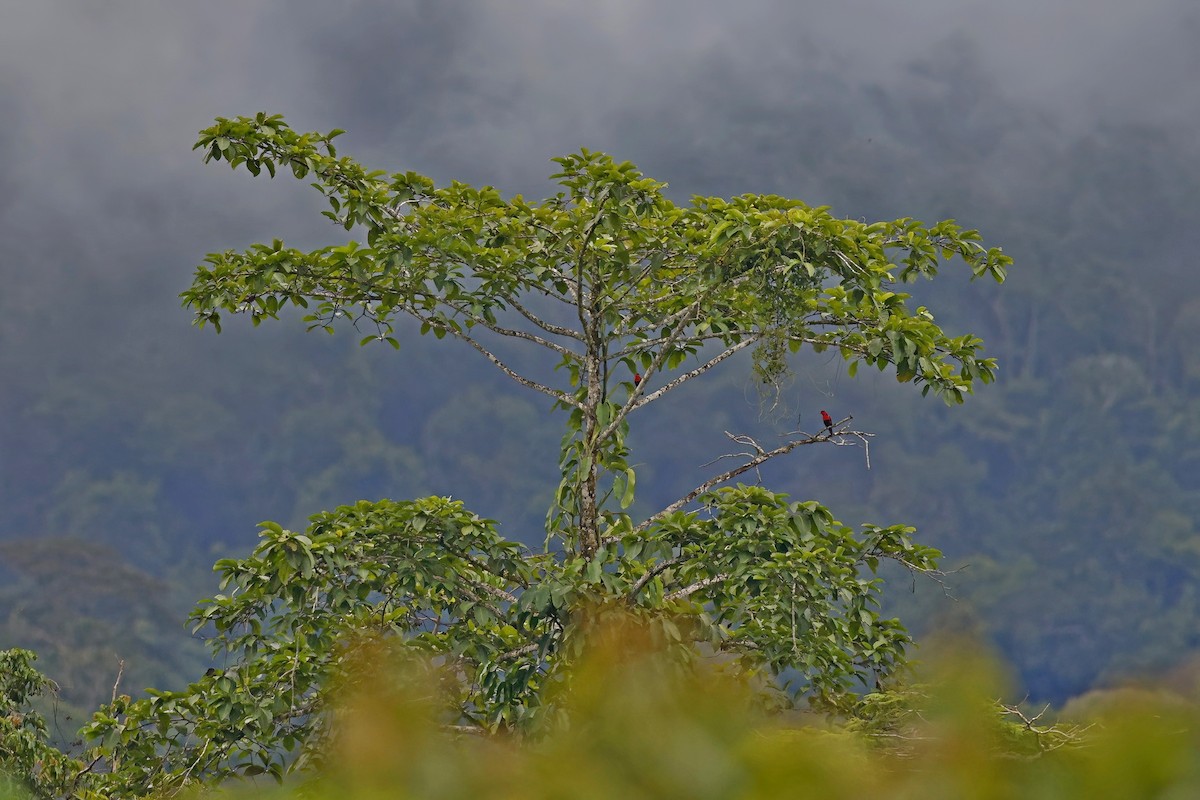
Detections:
[609, 329, 756, 360]
[444, 724, 488, 736]
[460, 575, 518, 606]
[498, 642, 539, 661]
[787, 328, 974, 369]
[665, 573, 728, 602]
[630, 421, 857, 538]
[502, 294, 585, 342]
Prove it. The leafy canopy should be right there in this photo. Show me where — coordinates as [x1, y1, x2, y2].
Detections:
[0, 649, 88, 800]
[74, 113, 1010, 796]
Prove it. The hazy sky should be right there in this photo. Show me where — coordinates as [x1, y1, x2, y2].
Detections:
[0, 0, 1195, 420]
[1, 1, 1194, 204]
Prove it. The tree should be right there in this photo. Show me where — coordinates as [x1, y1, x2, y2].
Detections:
[0, 649, 88, 800]
[78, 113, 1009, 795]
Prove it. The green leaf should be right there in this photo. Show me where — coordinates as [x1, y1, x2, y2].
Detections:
[619, 467, 636, 509]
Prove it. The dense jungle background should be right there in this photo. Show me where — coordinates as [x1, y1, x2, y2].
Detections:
[2, 1, 1199, 728]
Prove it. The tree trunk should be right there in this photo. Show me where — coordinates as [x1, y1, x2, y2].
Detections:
[578, 334, 603, 559]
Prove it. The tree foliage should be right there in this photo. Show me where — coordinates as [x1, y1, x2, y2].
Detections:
[12, 114, 1008, 796]
[0, 650, 88, 800]
[183, 113, 1006, 555]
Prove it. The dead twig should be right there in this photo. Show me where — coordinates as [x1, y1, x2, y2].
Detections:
[111, 658, 126, 704]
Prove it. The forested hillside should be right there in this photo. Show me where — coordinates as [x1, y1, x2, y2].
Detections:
[2, 3, 1198, 717]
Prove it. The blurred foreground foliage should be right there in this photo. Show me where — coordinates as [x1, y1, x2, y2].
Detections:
[11, 618, 1200, 799]
[192, 622, 1200, 799]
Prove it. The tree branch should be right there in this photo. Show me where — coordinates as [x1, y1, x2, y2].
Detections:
[665, 574, 728, 602]
[595, 301, 727, 442]
[414, 316, 578, 408]
[609, 329, 755, 360]
[444, 724, 488, 736]
[111, 658, 126, 704]
[630, 420, 858, 538]
[462, 575, 518, 606]
[440, 544, 531, 592]
[440, 298, 577, 357]
[632, 337, 758, 409]
[457, 585, 506, 621]
[576, 187, 612, 332]
[626, 555, 686, 602]
[498, 643, 540, 661]
[502, 293, 585, 342]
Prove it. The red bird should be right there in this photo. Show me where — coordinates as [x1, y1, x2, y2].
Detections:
[820, 409, 834, 434]
[634, 372, 642, 387]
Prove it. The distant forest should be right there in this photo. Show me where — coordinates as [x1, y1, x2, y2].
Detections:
[2, 44, 1198, 718]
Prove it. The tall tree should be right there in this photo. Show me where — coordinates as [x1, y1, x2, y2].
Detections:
[78, 114, 1008, 794]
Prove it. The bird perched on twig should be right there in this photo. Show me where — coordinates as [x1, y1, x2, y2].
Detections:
[820, 409, 834, 434]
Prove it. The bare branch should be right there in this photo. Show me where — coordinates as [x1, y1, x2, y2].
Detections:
[698, 432, 771, 483]
[720, 431, 767, 457]
[463, 576, 518, 607]
[499, 643, 539, 661]
[610, 329, 755, 359]
[111, 658, 126, 704]
[503, 294, 585, 342]
[435, 320, 579, 408]
[999, 701, 1093, 754]
[634, 337, 759, 410]
[597, 327, 758, 446]
[666, 573, 728, 602]
[837, 429, 873, 469]
[795, 417, 872, 469]
[634, 435, 822, 535]
[874, 556, 964, 599]
[444, 724, 488, 737]
[629, 419, 866, 539]
[74, 754, 107, 779]
[441, 299, 577, 357]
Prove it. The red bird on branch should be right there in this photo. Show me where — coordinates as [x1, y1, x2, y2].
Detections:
[633, 372, 642, 387]
[821, 409, 834, 434]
